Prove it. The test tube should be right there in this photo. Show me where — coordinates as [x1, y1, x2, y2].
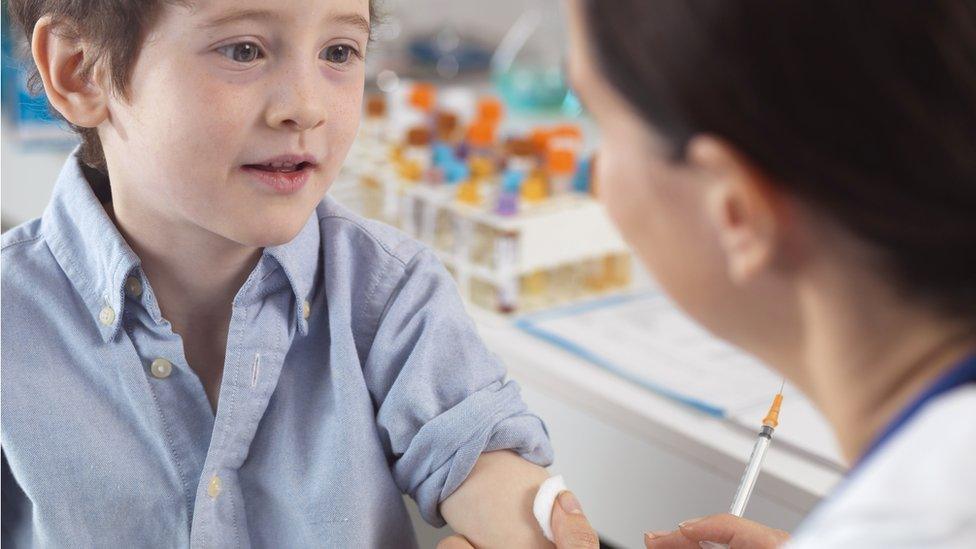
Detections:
[546, 147, 576, 195]
[400, 126, 432, 181]
[496, 170, 524, 216]
[495, 230, 520, 313]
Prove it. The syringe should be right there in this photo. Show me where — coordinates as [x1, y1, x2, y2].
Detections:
[699, 383, 784, 549]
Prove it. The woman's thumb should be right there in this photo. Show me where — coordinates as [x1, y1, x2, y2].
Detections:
[551, 491, 600, 548]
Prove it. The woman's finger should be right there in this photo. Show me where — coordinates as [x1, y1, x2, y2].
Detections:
[644, 529, 703, 549]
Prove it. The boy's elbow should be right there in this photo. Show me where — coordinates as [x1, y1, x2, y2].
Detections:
[439, 450, 554, 548]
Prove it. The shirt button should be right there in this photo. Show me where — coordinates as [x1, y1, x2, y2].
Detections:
[302, 300, 311, 320]
[98, 306, 115, 325]
[125, 276, 143, 297]
[207, 475, 222, 499]
[150, 358, 173, 379]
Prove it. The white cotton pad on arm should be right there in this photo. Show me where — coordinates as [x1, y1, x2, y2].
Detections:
[533, 475, 568, 542]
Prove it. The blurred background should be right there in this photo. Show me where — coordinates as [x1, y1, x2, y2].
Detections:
[1, 2, 843, 548]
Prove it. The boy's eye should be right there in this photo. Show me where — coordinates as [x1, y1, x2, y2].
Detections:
[218, 42, 263, 63]
[321, 44, 356, 64]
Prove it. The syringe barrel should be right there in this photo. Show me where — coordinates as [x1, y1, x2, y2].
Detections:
[728, 426, 773, 517]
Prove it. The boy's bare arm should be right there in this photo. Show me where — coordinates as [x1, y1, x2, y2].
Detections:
[439, 450, 553, 548]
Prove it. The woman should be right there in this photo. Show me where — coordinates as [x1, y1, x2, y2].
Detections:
[445, 0, 975, 547]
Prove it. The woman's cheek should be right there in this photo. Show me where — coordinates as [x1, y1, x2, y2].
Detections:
[596, 144, 649, 245]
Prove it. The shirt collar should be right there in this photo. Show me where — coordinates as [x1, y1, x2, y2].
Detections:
[41, 149, 141, 342]
[42, 149, 322, 342]
[263, 211, 321, 337]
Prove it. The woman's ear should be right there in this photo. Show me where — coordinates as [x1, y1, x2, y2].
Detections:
[31, 15, 110, 128]
[687, 135, 783, 285]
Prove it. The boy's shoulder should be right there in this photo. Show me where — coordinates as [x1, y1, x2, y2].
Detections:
[1, 217, 67, 321]
[313, 196, 428, 271]
[1, 217, 45, 253]
[310, 197, 455, 345]
[1, 217, 53, 283]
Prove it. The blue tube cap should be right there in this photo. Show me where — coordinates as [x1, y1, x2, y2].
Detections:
[432, 143, 455, 167]
[444, 160, 470, 184]
[572, 157, 592, 193]
[502, 169, 525, 193]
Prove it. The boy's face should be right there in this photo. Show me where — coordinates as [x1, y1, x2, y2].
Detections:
[99, 0, 370, 248]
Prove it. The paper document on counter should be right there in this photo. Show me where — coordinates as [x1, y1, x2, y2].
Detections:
[516, 292, 845, 468]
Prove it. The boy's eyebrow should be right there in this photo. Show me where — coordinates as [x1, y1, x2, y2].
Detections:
[329, 13, 371, 37]
[199, 8, 370, 37]
[200, 8, 280, 29]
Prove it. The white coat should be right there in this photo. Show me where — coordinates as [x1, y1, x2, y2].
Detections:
[788, 386, 976, 548]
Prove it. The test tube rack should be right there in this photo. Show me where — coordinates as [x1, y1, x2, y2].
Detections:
[344, 146, 632, 314]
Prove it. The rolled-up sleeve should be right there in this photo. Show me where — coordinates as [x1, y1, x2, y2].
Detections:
[361, 247, 553, 527]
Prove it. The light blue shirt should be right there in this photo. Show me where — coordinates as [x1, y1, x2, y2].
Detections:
[0, 151, 553, 548]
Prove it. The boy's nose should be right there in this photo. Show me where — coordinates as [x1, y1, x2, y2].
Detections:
[273, 111, 324, 132]
[266, 67, 327, 132]
[267, 101, 325, 132]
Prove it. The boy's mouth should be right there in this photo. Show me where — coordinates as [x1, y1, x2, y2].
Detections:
[243, 154, 319, 173]
[242, 154, 319, 194]
[244, 161, 315, 173]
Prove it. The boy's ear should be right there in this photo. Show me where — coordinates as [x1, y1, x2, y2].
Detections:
[687, 135, 783, 285]
[31, 15, 110, 128]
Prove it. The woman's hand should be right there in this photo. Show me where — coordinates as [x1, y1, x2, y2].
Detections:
[642, 514, 789, 549]
[436, 491, 600, 549]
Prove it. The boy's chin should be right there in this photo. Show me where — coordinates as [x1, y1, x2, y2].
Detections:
[223, 218, 308, 249]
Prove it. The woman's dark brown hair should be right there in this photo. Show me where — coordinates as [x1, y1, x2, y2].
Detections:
[585, 0, 976, 321]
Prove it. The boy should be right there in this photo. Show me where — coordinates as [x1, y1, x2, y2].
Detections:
[1, 1, 568, 546]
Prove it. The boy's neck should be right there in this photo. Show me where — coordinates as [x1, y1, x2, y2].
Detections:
[104, 200, 262, 332]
